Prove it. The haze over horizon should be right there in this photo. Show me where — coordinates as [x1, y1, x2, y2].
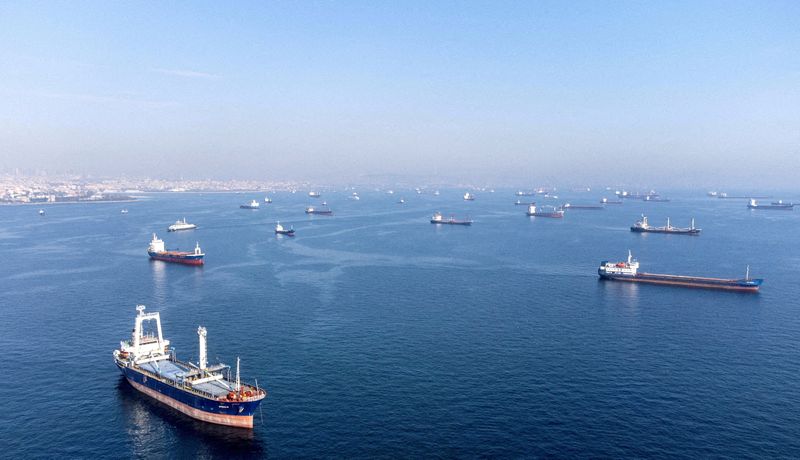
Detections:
[1, 1, 798, 187]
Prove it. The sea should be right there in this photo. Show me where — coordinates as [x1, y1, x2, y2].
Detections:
[1, 189, 799, 458]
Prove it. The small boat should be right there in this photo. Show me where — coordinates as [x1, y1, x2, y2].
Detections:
[349, 193, 360, 201]
[430, 211, 472, 225]
[433, 190, 440, 196]
[264, 197, 272, 203]
[398, 198, 405, 204]
[240, 200, 260, 209]
[630, 215, 700, 235]
[463, 192, 475, 201]
[121, 209, 129, 214]
[707, 191, 718, 197]
[275, 222, 295, 236]
[598, 251, 762, 292]
[305, 206, 333, 215]
[38, 209, 45, 216]
[563, 203, 603, 210]
[526, 203, 564, 218]
[168, 218, 197, 232]
[748, 199, 794, 210]
[308, 191, 321, 198]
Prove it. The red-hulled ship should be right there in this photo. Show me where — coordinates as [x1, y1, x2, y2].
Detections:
[147, 233, 204, 265]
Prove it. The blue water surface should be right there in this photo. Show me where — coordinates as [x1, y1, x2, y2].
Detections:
[1, 189, 799, 458]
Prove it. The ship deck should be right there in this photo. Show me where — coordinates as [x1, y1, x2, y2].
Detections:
[138, 359, 233, 398]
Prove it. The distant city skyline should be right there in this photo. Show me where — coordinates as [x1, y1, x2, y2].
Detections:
[1, 1, 798, 187]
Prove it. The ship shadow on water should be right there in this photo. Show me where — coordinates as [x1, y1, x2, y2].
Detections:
[116, 377, 267, 457]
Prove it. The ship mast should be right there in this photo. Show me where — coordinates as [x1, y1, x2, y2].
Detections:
[197, 326, 207, 371]
[236, 357, 241, 392]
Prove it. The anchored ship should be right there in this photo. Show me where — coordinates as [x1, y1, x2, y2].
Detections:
[264, 197, 272, 203]
[601, 197, 623, 204]
[430, 211, 472, 225]
[240, 200, 260, 209]
[463, 192, 475, 201]
[168, 218, 197, 232]
[305, 206, 333, 215]
[563, 203, 603, 210]
[598, 251, 762, 292]
[275, 222, 295, 236]
[515, 190, 535, 197]
[748, 199, 794, 210]
[308, 191, 321, 198]
[114, 305, 266, 428]
[147, 234, 204, 265]
[630, 215, 700, 235]
[515, 200, 532, 205]
[526, 203, 564, 218]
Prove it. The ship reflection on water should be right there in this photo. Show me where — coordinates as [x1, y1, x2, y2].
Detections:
[116, 378, 266, 457]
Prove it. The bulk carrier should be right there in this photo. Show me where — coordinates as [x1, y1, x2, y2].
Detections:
[114, 306, 266, 428]
[147, 234, 204, 265]
[526, 203, 564, 218]
[430, 211, 472, 225]
[598, 251, 762, 292]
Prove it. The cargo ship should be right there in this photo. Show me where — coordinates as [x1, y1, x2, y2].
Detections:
[430, 211, 472, 225]
[308, 191, 321, 198]
[563, 203, 603, 210]
[515, 190, 535, 197]
[526, 203, 564, 218]
[515, 200, 532, 205]
[598, 251, 762, 292]
[264, 196, 272, 203]
[643, 195, 670, 202]
[305, 206, 333, 215]
[168, 218, 197, 232]
[240, 200, 260, 209]
[147, 234, 204, 265]
[630, 215, 700, 235]
[463, 192, 475, 201]
[601, 198, 623, 204]
[748, 199, 794, 210]
[275, 222, 295, 236]
[114, 305, 266, 428]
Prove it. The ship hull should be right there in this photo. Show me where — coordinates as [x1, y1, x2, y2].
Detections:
[526, 212, 563, 218]
[148, 251, 204, 265]
[117, 364, 260, 428]
[275, 231, 295, 236]
[747, 205, 793, 210]
[430, 220, 471, 225]
[306, 211, 332, 215]
[630, 227, 700, 235]
[599, 272, 761, 292]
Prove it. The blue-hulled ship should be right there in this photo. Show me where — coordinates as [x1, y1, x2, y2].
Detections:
[114, 305, 266, 428]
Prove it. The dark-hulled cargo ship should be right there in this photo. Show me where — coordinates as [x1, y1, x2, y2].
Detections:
[147, 234, 204, 265]
[430, 211, 472, 225]
[114, 305, 266, 428]
[598, 251, 762, 292]
[526, 203, 564, 218]
[630, 215, 700, 235]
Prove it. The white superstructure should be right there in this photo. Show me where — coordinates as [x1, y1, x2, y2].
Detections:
[431, 211, 443, 222]
[117, 305, 171, 364]
[598, 251, 639, 276]
[168, 218, 197, 232]
[148, 233, 166, 253]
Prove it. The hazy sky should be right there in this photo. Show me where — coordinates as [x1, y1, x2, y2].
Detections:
[1, 1, 798, 186]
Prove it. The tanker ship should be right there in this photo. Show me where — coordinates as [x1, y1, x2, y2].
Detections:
[598, 251, 762, 292]
[747, 199, 794, 210]
[114, 305, 266, 428]
[430, 211, 472, 225]
[147, 233, 204, 265]
[630, 215, 700, 235]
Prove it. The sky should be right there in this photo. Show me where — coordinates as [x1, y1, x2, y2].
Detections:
[1, 1, 798, 187]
